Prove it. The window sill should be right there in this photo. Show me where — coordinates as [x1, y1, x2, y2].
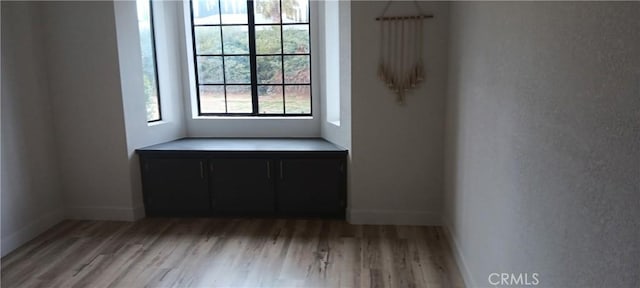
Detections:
[193, 116, 314, 120]
[147, 120, 167, 127]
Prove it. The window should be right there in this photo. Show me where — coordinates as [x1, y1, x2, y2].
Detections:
[136, 0, 162, 122]
[190, 0, 311, 116]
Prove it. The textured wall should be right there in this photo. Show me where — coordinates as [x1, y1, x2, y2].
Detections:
[445, 2, 640, 287]
[1, 2, 64, 256]
[350, 1, 449, 224]
[41, 1, 135, 220]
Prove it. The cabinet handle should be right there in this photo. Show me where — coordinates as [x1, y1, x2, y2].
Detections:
[280, 161, 284, 180]
[199, 161, 204, 179]
[267, 161, 271, 179]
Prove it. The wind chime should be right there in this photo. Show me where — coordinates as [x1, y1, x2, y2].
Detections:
[376, 1, 433, 103]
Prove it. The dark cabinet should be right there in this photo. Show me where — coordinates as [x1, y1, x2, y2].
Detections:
[210, 159, 275, 215]
[277, 159, 345, 217]
[142, 158, 209, 216]
[137, 138, 348, 219]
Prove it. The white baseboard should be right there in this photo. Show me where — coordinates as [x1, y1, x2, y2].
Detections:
[66, 206, 141, 221]
[443, 223, 475, 288]
[348, 209, 441, 226]
[1, 208, 65, 257]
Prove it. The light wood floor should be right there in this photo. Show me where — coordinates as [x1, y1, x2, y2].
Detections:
[1, 218, 464, 288]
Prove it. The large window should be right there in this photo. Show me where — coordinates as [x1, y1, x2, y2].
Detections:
[190, 0, 311, 116]
[137, 0, 162, 122]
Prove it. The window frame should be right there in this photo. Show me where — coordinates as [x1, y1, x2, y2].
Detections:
[138, 0, 163, 123]
[188, 0, 313, 117]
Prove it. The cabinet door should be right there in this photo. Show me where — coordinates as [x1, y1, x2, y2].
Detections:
[210, 159, 275, 215]
[142, 158, 209, 216]
[277, 158, 345, 217]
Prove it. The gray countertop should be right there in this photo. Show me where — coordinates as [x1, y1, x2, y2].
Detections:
[136, 138, 347, 153]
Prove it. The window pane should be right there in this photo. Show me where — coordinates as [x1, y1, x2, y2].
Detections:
[257, 56, 282, 84]
[283, 24, 309, 54]
[197, 56, 224, 84]
[285, 85, 310, 114]
[200, 85, 226, 113]
[220, 0, 247, 24]
[258, 85, 284, 114]
[195, 26, 221, 55]
[224, 56, 250, 83]
[190, 0, 312, 116]
[282, 0, 308, 23]
[283, 55, 310, 84]
[192, 0, 220, 25]
[254, 0, 280, 24]
[226, 85, 252, 113]
[255, 25, 281, 54]
[222, 26, 249, 54]
[145, 87, 160, 121]
[136, 0, 161, 122]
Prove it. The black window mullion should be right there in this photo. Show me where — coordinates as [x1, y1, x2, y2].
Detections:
[241, 53, 309, 57]
[307, 17, 313, 115]
[256, 22, 310, 26]
[279, 0, 286, 114]
[247, 0, 259, 115]
[189, 1, 203, 115]
[217, 0, 228, 113]
[148, 0, 162, 122]
[196, 53, 251, 57]
[194, 22, 311, 27]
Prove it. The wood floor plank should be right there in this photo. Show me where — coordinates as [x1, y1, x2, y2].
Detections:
[1, 218, 464, 288]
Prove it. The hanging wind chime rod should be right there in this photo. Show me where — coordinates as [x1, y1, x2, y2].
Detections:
[375, 14, 434, 21]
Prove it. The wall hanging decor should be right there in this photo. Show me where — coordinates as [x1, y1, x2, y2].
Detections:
[376, 1, 433, 103]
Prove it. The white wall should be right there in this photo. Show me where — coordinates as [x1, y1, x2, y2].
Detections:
[1, 0, 3, 255]
[318, 0, 352, 224]
[187, 117, 320, 137]
[319, 0, 351, 150]
[1, 2, 64, 256]
[445, 2, 640, 287]
[41, 1, 136, 221]
[114, 0, 187, 219]
[349, 1, 449, 225]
